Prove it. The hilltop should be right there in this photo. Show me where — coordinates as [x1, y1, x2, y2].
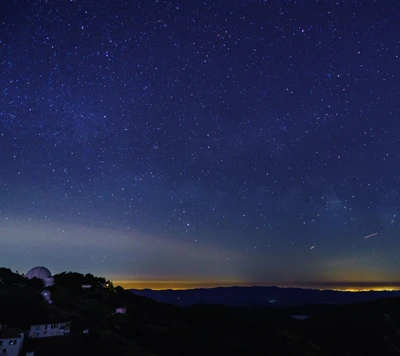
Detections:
[2, 267, 400, 355]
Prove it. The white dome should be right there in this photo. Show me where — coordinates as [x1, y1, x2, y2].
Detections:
[26, 266, 54, 287]
[26, 266, 52, 279]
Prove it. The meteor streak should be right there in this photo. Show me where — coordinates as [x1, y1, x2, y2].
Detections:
[363, 233, 377, 239]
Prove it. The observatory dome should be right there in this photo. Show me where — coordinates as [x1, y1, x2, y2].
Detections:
[26, 266, 54, 287]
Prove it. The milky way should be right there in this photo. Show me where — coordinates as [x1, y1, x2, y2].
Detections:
[1, 0, 399, 288]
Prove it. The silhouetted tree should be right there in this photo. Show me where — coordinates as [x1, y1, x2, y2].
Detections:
[0, 286, 50, 327]
[0, 267, 25, 287]
[26, 276, 45, 290]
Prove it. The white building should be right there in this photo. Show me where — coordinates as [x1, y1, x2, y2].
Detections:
[115, 307, 126, 314]
[41, 290, 52, 304]
[290, 314, 309, 320]
[25, 267, 54, 287]
[0, 327, 24, 356]
[28, 321, 71, 338]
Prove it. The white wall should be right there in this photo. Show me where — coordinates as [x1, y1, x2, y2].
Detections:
[115, 307, 126, 314]
[28, 322, 71, 338]
[0, 334, 24, 356]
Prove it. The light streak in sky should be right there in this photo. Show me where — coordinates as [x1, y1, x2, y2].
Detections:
[363, 233, 377, 239]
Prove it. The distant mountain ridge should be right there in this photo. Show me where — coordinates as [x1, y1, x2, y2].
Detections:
[130, 285, 400, 307]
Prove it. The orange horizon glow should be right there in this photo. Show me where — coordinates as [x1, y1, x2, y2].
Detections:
[113, 280, 247, 290]
[112, 280, 400, 292]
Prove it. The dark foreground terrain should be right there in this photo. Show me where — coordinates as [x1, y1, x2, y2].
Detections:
[2, 268, 400, 355]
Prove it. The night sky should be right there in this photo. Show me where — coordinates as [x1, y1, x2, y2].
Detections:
[1, 0, 400, 290]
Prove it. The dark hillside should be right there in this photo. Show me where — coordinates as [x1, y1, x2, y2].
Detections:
[302, 297, 400, 356]
[3, 268, 400, 355]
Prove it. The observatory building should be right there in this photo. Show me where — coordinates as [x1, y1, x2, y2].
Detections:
[25, 266, 54, 287]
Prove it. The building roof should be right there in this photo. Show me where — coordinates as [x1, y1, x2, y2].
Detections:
[0, 327, 23, 339]
[25, 266, 52, 280]
[31, 320, 71, 326]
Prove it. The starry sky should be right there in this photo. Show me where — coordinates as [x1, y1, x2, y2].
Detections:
[1, 0, 400, 290]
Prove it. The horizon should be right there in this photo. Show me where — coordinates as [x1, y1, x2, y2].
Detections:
[6, 264, 400, 292]
[113, 280, 400, 292]
[4, 264, 400, 292]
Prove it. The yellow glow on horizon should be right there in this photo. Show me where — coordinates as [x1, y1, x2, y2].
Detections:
[112, 280, 400, 292]
[332, 287, 400, 292]
[113, 280, 247, 290]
